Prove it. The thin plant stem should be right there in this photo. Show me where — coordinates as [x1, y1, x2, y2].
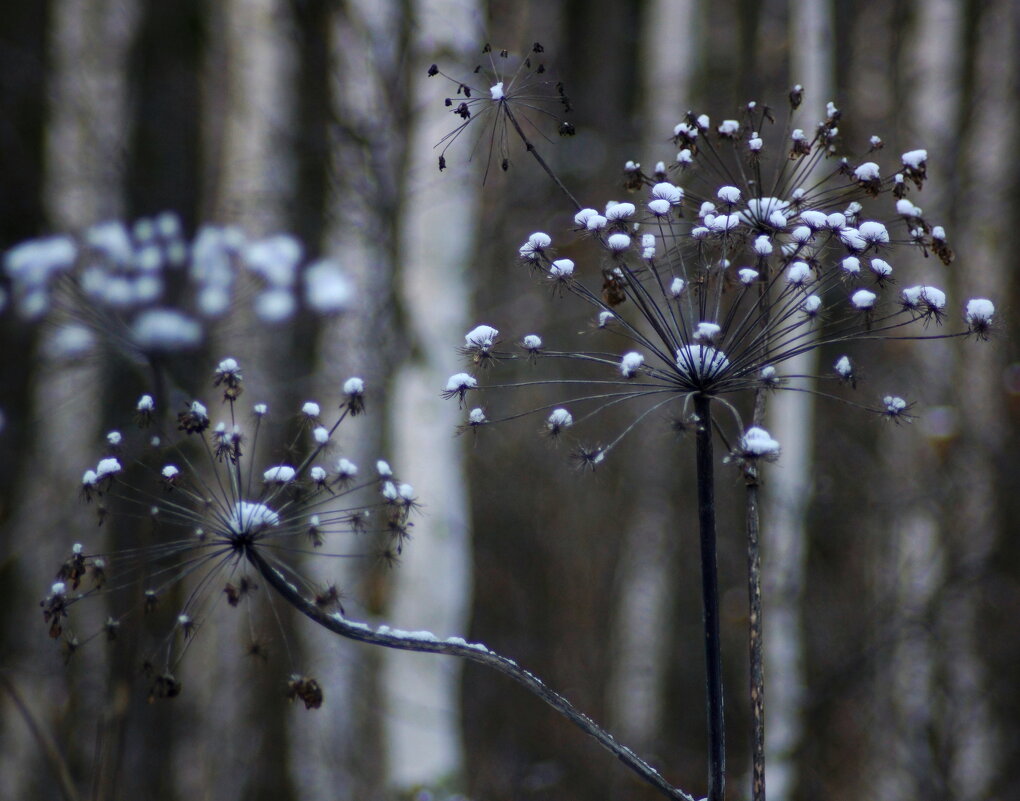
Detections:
[744, 464, 765, 801]
[0, 672, 80, 801]
[746, 286, 771, 801]
[501, 103, 582, 210]
[695, 392, 725, 801]
[243, 543, 697, 801]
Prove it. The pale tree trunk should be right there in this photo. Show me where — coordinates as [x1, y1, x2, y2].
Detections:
[763, 2, 833, 799]
[605, 0, 697, 775]
[381, 0, 481, 792]
[290, 2, 412, 799]
[183, 2, 297, 800]
[873, 2, 960, 798]
[0, 2, 136, 798]
[934, 0, 1011, 794]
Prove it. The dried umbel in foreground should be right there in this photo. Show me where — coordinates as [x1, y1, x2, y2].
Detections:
[40, 363, 693, 800]
[42, 359, 412, 702]
[441, 86, 996, 801]
[449, 96, 993, 460]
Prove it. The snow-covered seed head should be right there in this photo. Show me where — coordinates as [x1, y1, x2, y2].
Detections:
[443, 373, 477, 406]
[263, 465, 296, 484]
[214, 358, 244, 400]
[606, 233, 631, 252]
[852, 289, 877, 310]
[869, 258, 893, 281]
[676, 344, 730, 382]
[859, 221, 890, 246]
[228, 501, 280, 537]
[641, 234, 656, 260]
[620, 352, 645, 378]
[738, 268, 759, 285]
[693, 322, 722, 345]
[521, 334, 543, 355]
[546, 408, 573, 436]
[670, 277, 686, 298]
[882, 395, 911, 422]
[901, 285, 946, 320]
[301, 401, 321, 419]
[738, 426, 781, 460]
[651, 182, 683, 205]
[834, 356, 856, 388]
[759, 365, 780, 388]
[965, 298, 995, 338]
[841, 256, 861, 275]
[753, 235, 773, 256]
[343, 377, 366, 415]
[519, 232, 552, 260]
[490, 82, 504, 101]
[605, 202, 636, 222]
[468, 408, 487, 426]
[465, 324, 500, 351]
[549, 259, 575, 279]
[717, 186, 741, 205]
[786, 261, 812, 287]
[801, 295, 822, 317]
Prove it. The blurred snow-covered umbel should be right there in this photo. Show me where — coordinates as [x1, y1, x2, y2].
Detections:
[3, 213, 353, 362]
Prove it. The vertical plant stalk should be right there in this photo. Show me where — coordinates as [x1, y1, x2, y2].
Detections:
[694, 393, 725, 801]
[745, 465, 765, 801]
[746, 272, 772, 801]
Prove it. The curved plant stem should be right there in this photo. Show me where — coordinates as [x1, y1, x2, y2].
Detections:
[695, 393, 725, 801]
[0, 672, 80, 801]
[244, 544, 695, 801]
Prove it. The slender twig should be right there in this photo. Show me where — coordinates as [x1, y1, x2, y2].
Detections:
[0, 672, 80, 801]
[243, 544, 695, 801]
[694, 392, 725, 801]
[502, 103, 582, 210]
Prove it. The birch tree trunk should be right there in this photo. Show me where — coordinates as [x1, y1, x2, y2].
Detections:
[763, 3, 834, 799]
[187, 3, 298, 799]
[382, 0, 481, 791]
[0, 2, 136, 798]
[606, 0, 697, 778]
[872, 2, 960, 797]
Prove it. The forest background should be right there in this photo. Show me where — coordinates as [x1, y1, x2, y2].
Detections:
[1, 1, 1018, 800]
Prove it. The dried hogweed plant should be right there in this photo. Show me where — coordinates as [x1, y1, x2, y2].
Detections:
[7, 213, 691, 800]
[437, 55, 995, 801]
[41, 359, 418, 705]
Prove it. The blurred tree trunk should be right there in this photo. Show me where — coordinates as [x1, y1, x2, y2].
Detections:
[0, 2, 137, 800]
[763, 3, 834, 801]
[605, 0, 696, 790]
[382, 0, 481, 793]
[0, 5, 50, 795]
[929, 0, 1010, 794]
[192, 2, 298, 800]
[871, 2, 961, 798]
